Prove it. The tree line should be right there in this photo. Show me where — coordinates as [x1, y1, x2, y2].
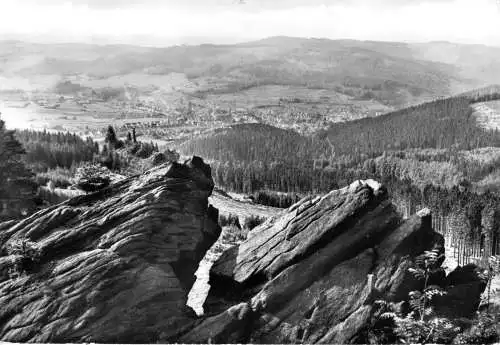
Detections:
[15, 130, 99, 172]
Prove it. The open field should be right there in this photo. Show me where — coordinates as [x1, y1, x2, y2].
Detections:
[472, 101, 500, 130]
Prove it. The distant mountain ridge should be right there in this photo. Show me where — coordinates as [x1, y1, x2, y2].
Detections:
[1, 37, 499, 103]
[2, 36, 500, 135]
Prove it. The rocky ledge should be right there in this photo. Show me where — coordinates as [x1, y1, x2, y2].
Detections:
[181, 180, 486, 344]
[0, 157, 220, 343]
[0, 164, 486, 343]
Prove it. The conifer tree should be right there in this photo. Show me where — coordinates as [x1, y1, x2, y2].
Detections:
[105, 125, 118, 146]
[0, 117, 36, 219]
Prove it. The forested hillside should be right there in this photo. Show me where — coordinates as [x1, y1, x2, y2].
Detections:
[180, 123, 312, 164]
[181, 94, 500, 166]
[320, 95, 500, 156]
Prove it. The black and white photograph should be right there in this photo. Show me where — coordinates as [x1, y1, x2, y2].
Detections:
[1, 0, 500, 344]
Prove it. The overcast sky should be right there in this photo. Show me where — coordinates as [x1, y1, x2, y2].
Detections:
[1, 0, 500, 46]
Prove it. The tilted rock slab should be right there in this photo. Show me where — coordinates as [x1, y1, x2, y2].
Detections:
[181, 180, 446, 344]
[0, 168, 481, 344]
[0, 157, 220, 343]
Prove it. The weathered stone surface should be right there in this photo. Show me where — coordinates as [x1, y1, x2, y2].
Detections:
[178, 302, 254, 344]
[212, 179, 390, 285]
[184, 181, 446, 343]
[208, 188, 282, 227]
[0, 172, 480, 344]
[0, 157, 220, 343]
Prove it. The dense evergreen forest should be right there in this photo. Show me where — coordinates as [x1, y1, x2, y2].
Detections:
[14, 127, 160, 175]
[15, 130, 100, 172]
[181, 124, 313, 164]
[319, 96, 500, 155]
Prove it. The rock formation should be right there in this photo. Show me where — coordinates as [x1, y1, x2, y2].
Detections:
[0, 157, 220, 343]
[179, 180, 456, 344]
[0, 163, 486, 344]
[209, 188, 282, 226]
[436, 264, 489, 319]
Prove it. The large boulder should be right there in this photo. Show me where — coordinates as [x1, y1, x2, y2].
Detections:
[0, 157, 220, 343]
[181, 180, 445, 343]
[434, 264, 489, 319]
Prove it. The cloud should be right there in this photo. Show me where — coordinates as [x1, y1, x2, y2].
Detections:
[1, 0, 499, 46]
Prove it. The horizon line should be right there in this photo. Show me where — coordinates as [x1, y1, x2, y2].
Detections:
[1, 35, 500, 49]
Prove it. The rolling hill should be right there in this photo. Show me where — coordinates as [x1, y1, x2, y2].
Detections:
[2, 37, 499, 102]
[2, 37, 500, 135]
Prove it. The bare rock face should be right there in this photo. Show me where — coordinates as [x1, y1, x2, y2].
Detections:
[0, 157, 220, 343]
[0, 170, 480, 344]
[181, 180, 445, 344]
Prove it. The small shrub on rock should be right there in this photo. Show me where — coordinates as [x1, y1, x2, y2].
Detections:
[150, 152, 167, 166]
[244, 215, 267, 230]
[454, 313, 499, 344]
[74, 163, 111, 193]
[219, 213, 241, 229]
[150, 150, 180, 166]
[220, 225, 247, 245]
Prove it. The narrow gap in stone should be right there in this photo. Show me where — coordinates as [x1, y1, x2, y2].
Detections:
[186, 222, 244, 316]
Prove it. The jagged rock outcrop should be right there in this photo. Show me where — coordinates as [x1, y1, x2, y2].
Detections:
[180, 180, 447, 344]
[0, 157, 220, 343]
[0, 168, 485, 344]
